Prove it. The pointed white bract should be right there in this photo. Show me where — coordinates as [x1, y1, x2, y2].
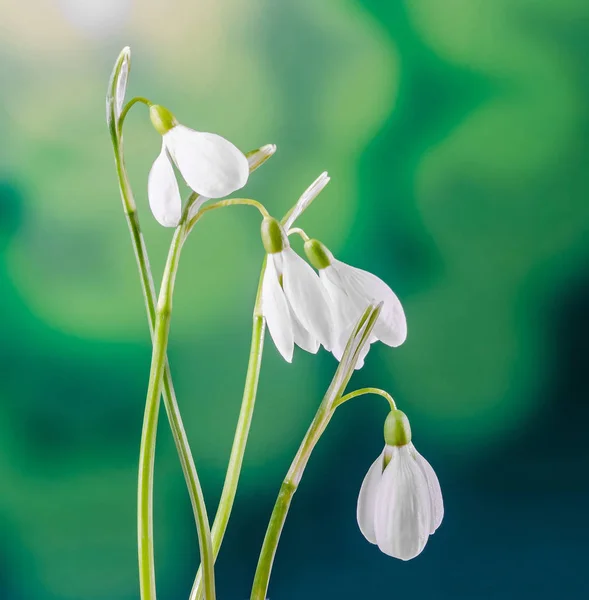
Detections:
[261, 248, 334, 362]
[320, 259, 407, 364]
[148, 142, 182, 227]
[357, 443, 443, 560]
[115, 51, 129, 119]
[283, 171, 330, 230]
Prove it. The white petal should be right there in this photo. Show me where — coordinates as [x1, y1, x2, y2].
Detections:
[282, 248, 334, 350]
[147, 144, 182, 227]
[321, 267, 377, 368]
[320, 267, 358, 357]
[261, 256, 294, 362]
[289, 305, 320, 354]
[357, 449, 386, 544]
[412, 445, 444, 534]
[332, 260, 407, 347]
[164, 125, 249, 198]
[374, 446, 431, 560]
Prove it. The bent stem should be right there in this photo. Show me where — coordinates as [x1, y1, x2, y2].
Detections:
[334, 387, 396, 410]
[110, 108, 215, 599]
[250, 305, 382, 600]
[190, 259, 267, 600]
[138, 215, 216, 600]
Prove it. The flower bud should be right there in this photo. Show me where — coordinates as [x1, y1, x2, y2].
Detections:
[383, 409, 412, 447]
[261, 217, 287, 254]
[304, 239, 333, 270]
[150, 105, 178, 135]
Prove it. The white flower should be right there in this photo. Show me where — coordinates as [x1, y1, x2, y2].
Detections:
[357, 443, 443, 560]
[322, 259, 407, 361]
[304, 240, 407, 366]
[148, 104, 249, 227]
[260, 218, 333, 362]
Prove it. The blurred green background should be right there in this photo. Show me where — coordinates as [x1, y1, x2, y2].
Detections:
[1, 0, 588, 598]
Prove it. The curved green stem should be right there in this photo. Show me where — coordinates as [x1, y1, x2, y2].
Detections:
[110, 113, 215, 599]
[138, 225, 184, 600]
[250, 305, 382, 600]
[190, 260, 267, 600]
[287, 227, 310, 242]
[333, 387, 396, 410]
[118, 96, 152, 133]
[138, 211, 216, 600]
[186, 198, 270, 234]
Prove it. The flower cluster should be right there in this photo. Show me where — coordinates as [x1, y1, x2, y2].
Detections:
[111, 54, 443, 571]
[259, 194, 407, 368]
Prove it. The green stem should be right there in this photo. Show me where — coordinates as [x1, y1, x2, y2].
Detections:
[111, 133, 215, 599]
[138, 224, 187, 600]
[191, 261, 267, 600]
[249, 390, 333, 600]
[249, 305, 382, 600]
[118, 96, 152, 132]
[333, 387, 396, 410]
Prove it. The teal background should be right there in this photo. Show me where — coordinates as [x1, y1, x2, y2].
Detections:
[1, 0, 588, 598]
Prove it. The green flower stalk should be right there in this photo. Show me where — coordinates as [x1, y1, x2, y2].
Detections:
[107, 47, 276, 600]
[250, 304, 382, 600]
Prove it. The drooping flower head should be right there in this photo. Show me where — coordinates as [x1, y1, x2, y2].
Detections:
[357, 409, 443, 560]
[148, 104, 250, 227]
[304, 239, 407, 367]
[260, 216, 333, 362]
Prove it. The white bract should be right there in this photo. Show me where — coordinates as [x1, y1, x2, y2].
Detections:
[357, 442, 443, 560]
[147, 104, 249, 227]
[260, 218, 333, 362]
[106, 46, 130, 125]
[304, 240, 406, 368]
[283, 171, 331, 230]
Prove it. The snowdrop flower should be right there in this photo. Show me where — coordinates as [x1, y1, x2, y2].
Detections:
[260, 217, 334, 362]
[304, 239, 407, 367]
[148, 104, 249, 227]
[357, 409, 443, 560]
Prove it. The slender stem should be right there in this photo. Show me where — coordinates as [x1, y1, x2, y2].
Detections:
[333, 387, 396, 410]
[111, 125, 215, 599]
[118, 96, 153, 132]
[250, 396, 334, 600]
[287, 227, 310, 242]
[190, 261, 267, 600]
[186, 198, 270, 234]
[138, 224, 186, 600]
[249, 305, 382, 600]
